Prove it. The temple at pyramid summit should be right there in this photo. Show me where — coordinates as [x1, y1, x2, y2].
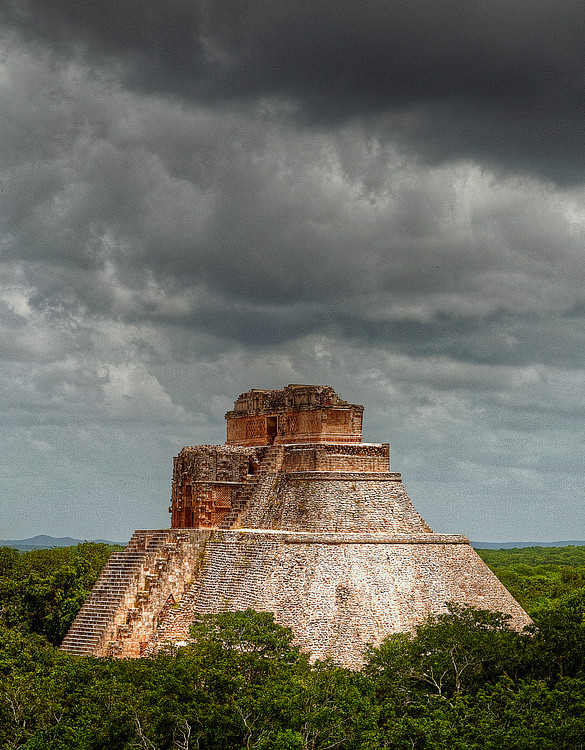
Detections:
[61, 385, 531, 667]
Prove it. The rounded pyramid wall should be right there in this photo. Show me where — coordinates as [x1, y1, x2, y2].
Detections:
[239, 472, 433, 533]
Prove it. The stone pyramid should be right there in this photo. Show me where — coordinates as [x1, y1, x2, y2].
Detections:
[61, 385, 530, 667]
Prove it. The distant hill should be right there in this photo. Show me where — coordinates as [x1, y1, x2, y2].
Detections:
[471, 540, 585, 549]
[0, 534, 127, 551]
[2, 535, 583, 552]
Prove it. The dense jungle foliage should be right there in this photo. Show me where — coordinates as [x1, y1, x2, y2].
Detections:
[1, 543, 585, 749]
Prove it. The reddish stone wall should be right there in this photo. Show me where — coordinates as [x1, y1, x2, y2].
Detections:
[171, 445, 263, 528]
[172, 481, 252, 528]
[225, 385, 363, 446]
[60, 529, 211, 658]
[226, 408, 364, 446]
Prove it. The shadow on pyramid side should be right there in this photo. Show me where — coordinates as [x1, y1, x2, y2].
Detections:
[61, 385, 531, 668]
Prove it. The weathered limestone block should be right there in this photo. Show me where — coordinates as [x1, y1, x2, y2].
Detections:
[240, 474, 433, 534]
[147, 530, 530, 669]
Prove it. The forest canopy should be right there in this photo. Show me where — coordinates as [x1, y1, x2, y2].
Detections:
[1, 543, 585, 749]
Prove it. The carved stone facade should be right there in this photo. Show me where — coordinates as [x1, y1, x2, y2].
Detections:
[171, 387, 377, 529]
[226, 384, 363, 446]
[170, 445, 258, 528]
[61, 385, 531, 667]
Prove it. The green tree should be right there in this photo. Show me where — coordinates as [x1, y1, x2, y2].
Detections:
[366, 604, 527, 701]
[527, 587, 585, 680]
[190, 609, 300, 661]
[187, 610, 380, 750]
[0, 542, 118, 643]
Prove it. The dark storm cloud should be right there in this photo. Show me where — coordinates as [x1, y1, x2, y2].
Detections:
[331, 310, 585, 370]
[3, 0, 585, 183]
[2, 5, 585, 542]
[3, 41, 584, 365]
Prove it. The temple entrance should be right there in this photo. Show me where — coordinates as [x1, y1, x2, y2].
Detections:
[266, 416, 277, 444]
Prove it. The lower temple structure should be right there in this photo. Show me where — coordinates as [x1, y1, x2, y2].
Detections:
[61, 385, 531, 667]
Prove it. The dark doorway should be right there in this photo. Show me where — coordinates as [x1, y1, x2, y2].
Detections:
[266, 416, 277, 444]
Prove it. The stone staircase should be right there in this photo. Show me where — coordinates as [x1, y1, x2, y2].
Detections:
[60, 445, 289, 656]
[60, 530, 177, 656]
[219, 445, 284, 529]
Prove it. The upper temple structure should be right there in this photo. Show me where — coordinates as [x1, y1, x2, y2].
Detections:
[226, 385, 363, 445]
[61, 385, 531, 667]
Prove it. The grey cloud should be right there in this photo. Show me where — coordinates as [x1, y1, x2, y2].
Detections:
[4, 40, 585, 342]
[2, 11, 585, 542]
[3, 1, 585, 182]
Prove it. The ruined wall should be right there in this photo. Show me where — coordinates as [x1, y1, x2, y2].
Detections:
[226, 408, 363, 446]
[170, 443, 391, 528]
[173, 445, 259, 483]
[281, 443, 390, 473]
[230, 385, 344, 414]
[171, 445, 265, 528]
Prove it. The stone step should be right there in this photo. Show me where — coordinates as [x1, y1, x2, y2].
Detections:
[63, 631, 102, 640]
[62, 636, 102, 646]
[61, 529, 185, 656]
[69, 616, 112, 626]
[61, 646, 96, 654]
[61, 640, 101, 650]
[71, 614, 115, 623]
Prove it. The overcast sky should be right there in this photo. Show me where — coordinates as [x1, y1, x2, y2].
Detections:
[1, 1, 584, 543]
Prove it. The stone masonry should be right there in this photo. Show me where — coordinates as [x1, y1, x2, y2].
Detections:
[61, 385, 531, 668]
